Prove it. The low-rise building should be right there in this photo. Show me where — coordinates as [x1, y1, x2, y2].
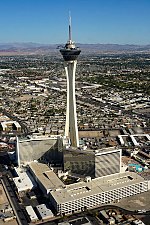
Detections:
[29, 162, 65, 195]
[26, 206, 38, 223]
[0, 121, 21, 132]
[13, 167, 36, 193]
[36, 204, 54, 220]
[50, 172, 148, 215]
[29, 162, 149, 215]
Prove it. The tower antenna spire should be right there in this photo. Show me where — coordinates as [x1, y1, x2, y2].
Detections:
[69, 11, 72, 43]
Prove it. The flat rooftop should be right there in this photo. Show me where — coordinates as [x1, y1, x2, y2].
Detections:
[94, 146, 121, 155]
[66, 146, 121, 155]
[28, 163, 146, 205]
[29, 162, 65, 192]
[19, 135, 59, 142]
[51, 171, 146, 204]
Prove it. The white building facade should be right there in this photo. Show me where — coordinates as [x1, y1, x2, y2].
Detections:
[28, 162, 149, 216]
[50, 174, 148, 215]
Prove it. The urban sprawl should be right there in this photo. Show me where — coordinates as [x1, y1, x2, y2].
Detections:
[0, 51, 150, 225]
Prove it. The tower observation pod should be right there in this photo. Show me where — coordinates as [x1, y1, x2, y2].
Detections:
[60, 15, 81, 147]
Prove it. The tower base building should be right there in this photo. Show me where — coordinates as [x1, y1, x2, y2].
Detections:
[63, 147, 122, 178]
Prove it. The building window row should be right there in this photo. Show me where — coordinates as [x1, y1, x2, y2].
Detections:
[56, 181, 148, 215]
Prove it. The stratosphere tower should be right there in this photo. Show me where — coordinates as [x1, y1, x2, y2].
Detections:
[60, 16, 81, 147]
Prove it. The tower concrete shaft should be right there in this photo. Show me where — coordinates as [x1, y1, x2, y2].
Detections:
[65, 60, 79, 147]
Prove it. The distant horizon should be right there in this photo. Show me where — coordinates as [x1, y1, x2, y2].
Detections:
[0, 0, 150, 45]
[0, 42, 150, 46]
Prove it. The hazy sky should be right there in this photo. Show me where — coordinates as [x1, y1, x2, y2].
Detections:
[0, 0, 150, 44]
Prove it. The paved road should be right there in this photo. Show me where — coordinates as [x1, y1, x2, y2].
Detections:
[1, 176, 150, 225]
[2, 176, 28, 225]
[40, 204, 150, 225]
[90, 204, 150, 215]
